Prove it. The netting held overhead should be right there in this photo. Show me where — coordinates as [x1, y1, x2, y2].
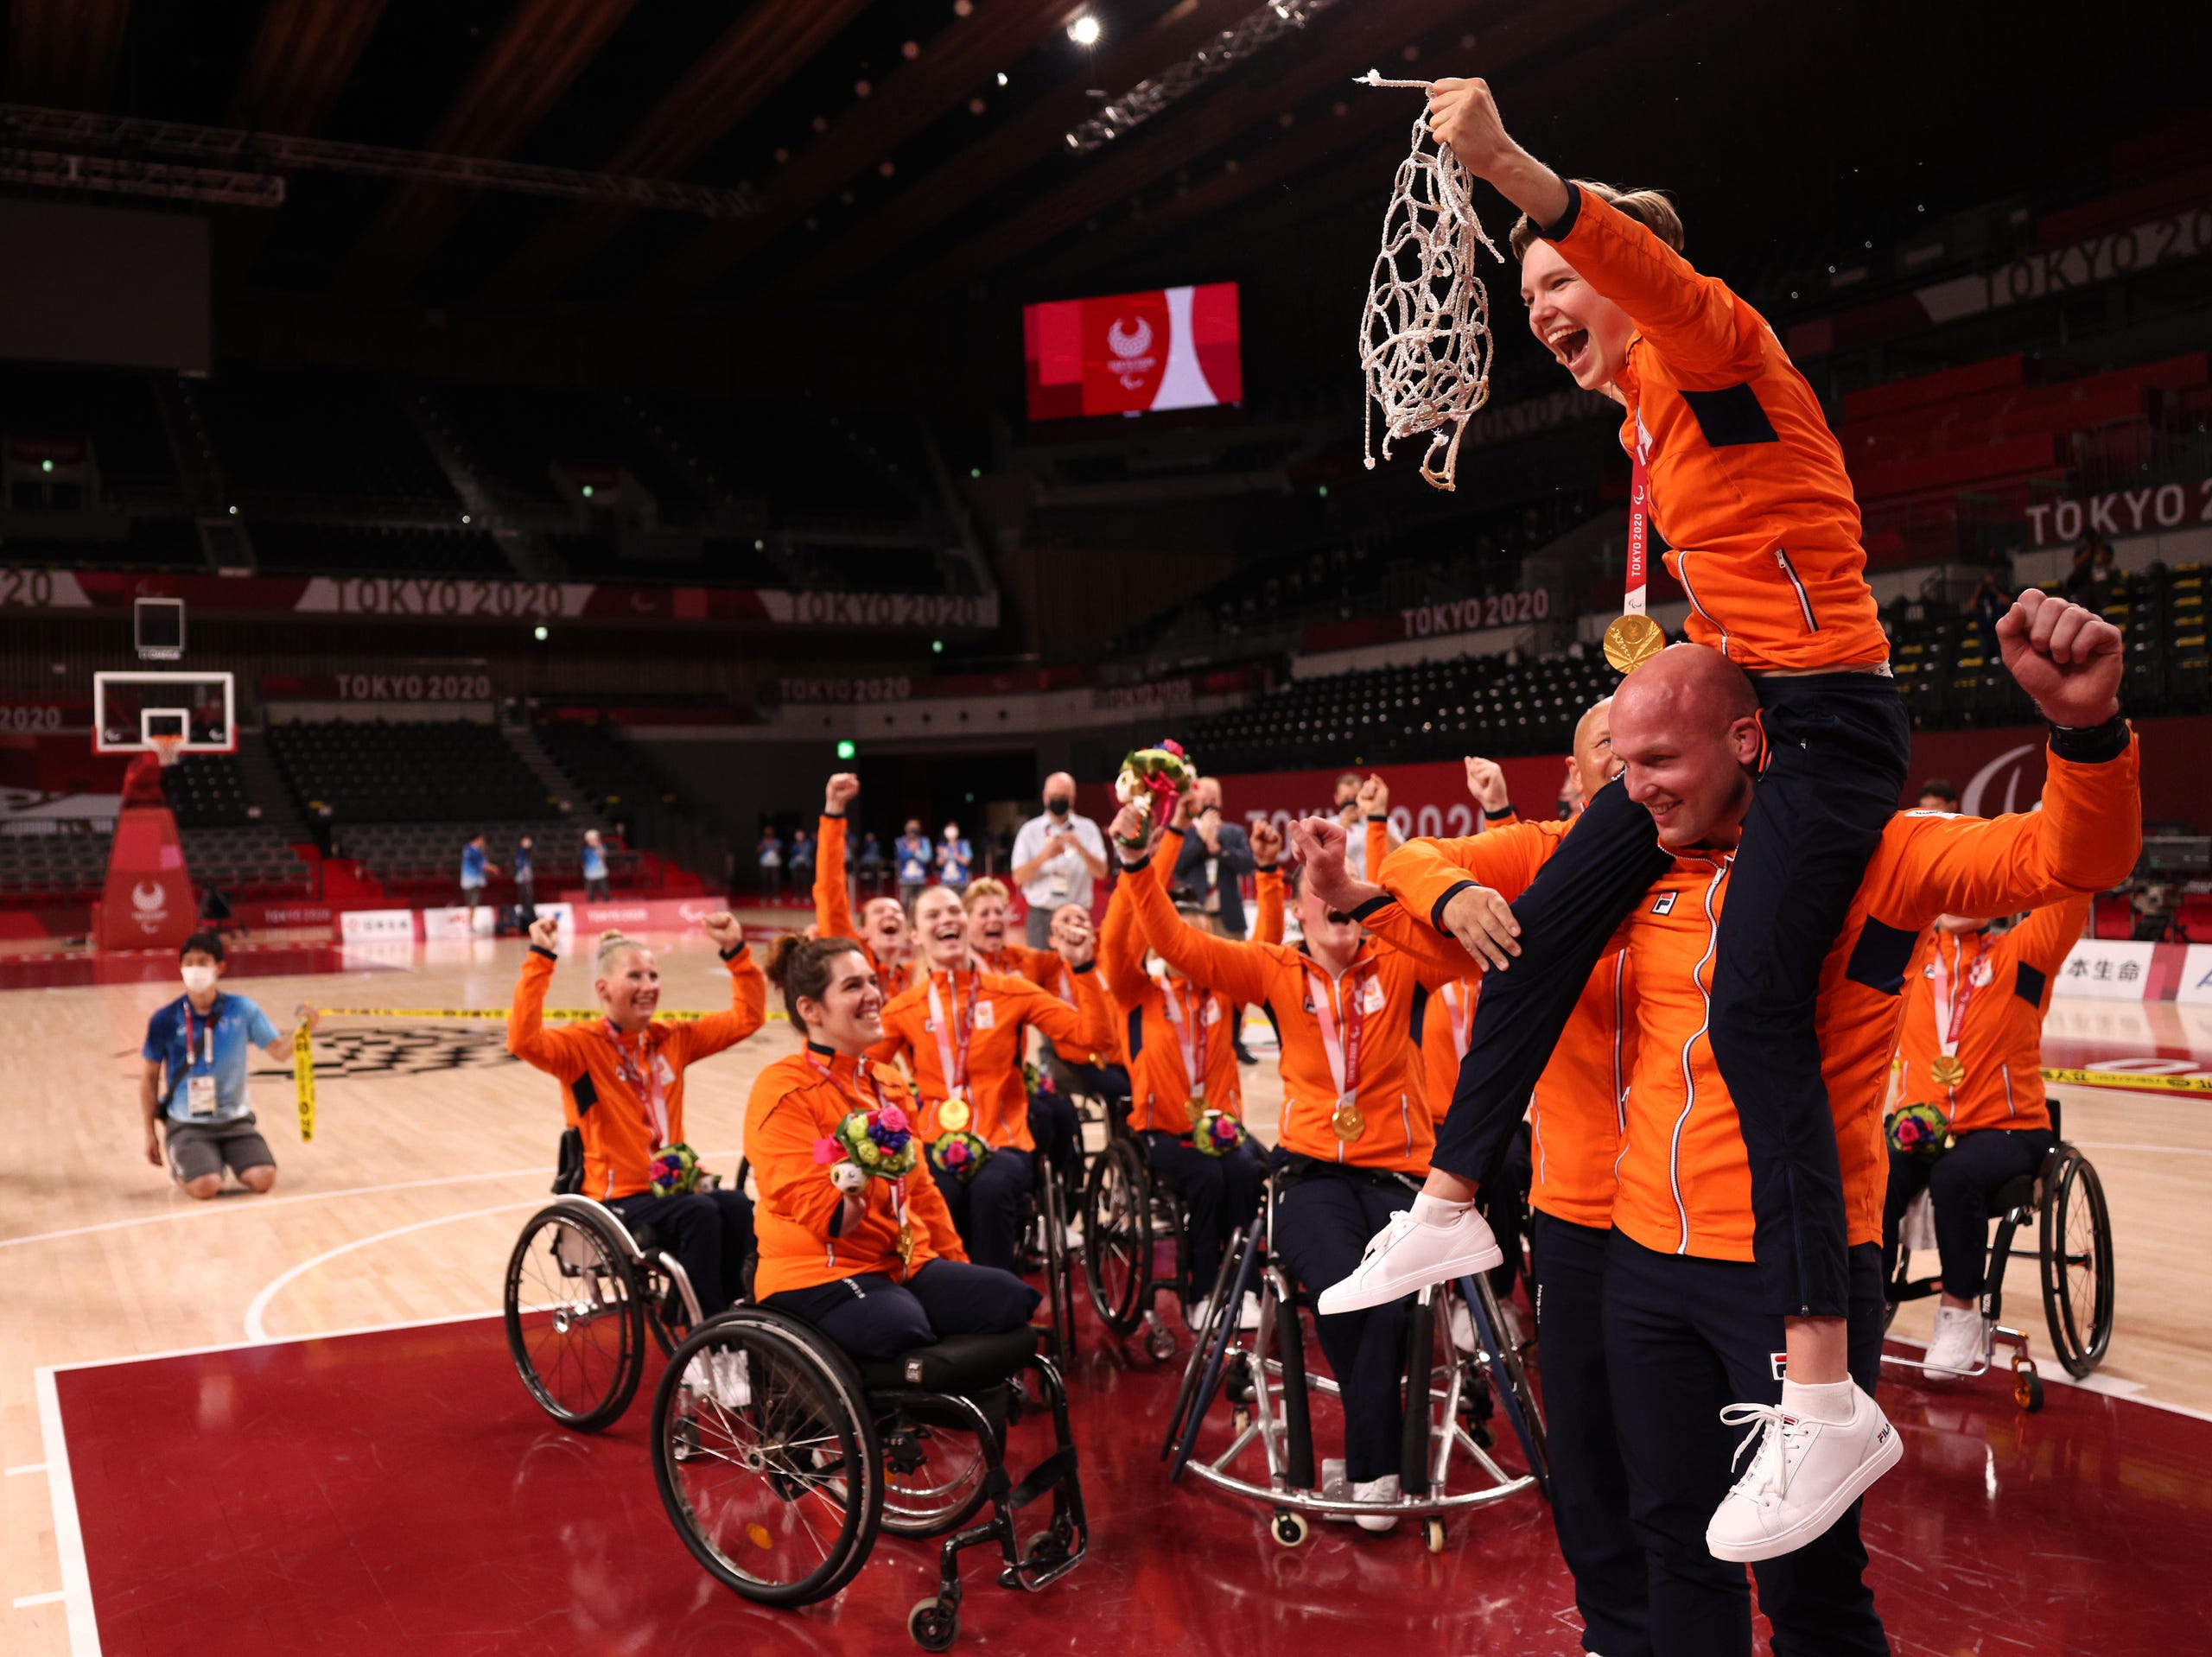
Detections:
[1357, 73, 1502, 492]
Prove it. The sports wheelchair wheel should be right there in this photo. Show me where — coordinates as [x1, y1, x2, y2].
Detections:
[2039, 1146, 2114, 1378]
[504, 1203, 646, 1433]
[1038, 1161, 1077, 1367]
[650, 1308, 881, 1607]
[1459, 1276, 1549, 1501]
[1083, 1138, 1153, 1339]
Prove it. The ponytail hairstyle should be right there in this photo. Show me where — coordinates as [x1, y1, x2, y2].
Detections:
[594, 930, 646, 972]
[765, 933, 868, 1025]
[1510, 180, 1683, 262]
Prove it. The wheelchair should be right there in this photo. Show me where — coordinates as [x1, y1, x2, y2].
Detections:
[501, 1128, 708, 1432]
[1883, 1101, 2115, 1412]
[1080, 1106, 1193, 1364]
[649, 1305, 1087, 1650]
[1162, 1172, 1549, 1552]
[735, 1147, 1080, 1370]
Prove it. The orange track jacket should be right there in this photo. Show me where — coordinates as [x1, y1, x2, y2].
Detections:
[508, 944, 767, 1201]
[1548, 185, 1887, 672]
[747, 1046, 968, 1298]
[1893, 892, 2093, 1138]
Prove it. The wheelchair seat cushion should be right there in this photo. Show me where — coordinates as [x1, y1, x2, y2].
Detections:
[859, 1325, 1038, 1394]
[1989, 1173, 2037, 1216]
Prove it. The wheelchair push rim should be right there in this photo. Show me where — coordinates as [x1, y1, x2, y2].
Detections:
[650, 1311, 882, 1608]
[1083, 1137, 1154, 1339]
[2040, 1147, 2115, 1378]
[504, 1204, 647, 1433]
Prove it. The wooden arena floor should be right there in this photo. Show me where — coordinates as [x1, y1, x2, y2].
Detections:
[4, 931, 2209, 1654]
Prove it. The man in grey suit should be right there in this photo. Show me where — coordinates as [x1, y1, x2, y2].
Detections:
[1173, 775, 1260, 1063]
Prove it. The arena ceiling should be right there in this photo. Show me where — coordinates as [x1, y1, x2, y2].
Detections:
[3, 0, 2196, 328]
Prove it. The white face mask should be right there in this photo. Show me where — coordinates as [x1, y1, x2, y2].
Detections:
[181, 964, 217, 994]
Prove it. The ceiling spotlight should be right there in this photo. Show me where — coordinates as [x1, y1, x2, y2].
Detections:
[996, 71, 1008, 86]
[879, 160, 895, 177]
[773, 146, 790, 162]
[954, 0, 973, 14]
[854, 79, 872, 98]
[901, 41, 920, 59]
[969, 97, 986, 114]
[1068, 15, 1101, 47]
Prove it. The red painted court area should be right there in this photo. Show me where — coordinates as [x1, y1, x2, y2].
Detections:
[48, 1315, 2212, 1656]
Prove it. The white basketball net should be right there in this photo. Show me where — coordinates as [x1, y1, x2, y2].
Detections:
[1357, 73, 1501, 492]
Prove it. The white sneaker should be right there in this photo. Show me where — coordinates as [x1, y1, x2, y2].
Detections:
[706, 1349, 753, 1410]
[1705, 1386, 1901, 1563]
[1315, 1204, 1502, 1315]
[1236, 1291, 1263, 1330]
[1923, 1305, 1988, 1377]
[1351, 1473, 1402, 1533]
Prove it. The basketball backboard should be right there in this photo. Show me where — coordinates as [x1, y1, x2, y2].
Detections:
[92, 670, 237, 753]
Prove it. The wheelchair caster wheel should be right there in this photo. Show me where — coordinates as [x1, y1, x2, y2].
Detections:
[1147, 1324, 1179, 1364]
[909, 1597, 960, 1652]
[2013, 1364, 2045, 1413]
[1022, 1529, 1071, 1571]
[1422, 1518, 1446, 1554]
[1270, 1509, 1308, 1548]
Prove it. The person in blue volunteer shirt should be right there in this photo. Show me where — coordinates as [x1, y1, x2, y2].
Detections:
[857, 830, 887, 895]
[513, 834, 536, 914]
[896, 819, 932, 905]
[139, 932, 320, 1199]
[582, 828, 612, 901]
[458, 832, 499, 911]
[936, 821, 973, 892]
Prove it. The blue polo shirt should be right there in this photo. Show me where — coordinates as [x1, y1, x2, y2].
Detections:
[143, 993, 279, 1125]
[461, 844, 488, 888]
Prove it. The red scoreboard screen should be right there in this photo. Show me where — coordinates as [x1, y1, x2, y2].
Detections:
[1022, 282, 1243, 421]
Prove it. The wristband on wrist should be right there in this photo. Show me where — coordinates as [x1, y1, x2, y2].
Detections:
[2046, 711, 2130, 763]
[530, 944, 558, 961]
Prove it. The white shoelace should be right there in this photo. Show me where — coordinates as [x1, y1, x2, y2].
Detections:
[1352, 1210, 1422, 1279]
[1719, 1402, 1803, 1502]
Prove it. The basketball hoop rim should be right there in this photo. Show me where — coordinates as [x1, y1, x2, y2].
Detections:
[147, 733, 185, 768]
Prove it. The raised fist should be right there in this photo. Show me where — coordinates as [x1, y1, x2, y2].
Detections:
[528, 915, 562, 952]
[824, 772, 860, 813]
[1464, 756, 1510, 812]
[1355, 773, 1390, 816]
[1249, 818, 1285, 867]
[1997, 588, 2123, 728]
[701, 911, 744, 951]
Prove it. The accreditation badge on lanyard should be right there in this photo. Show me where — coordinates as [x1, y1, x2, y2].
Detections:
[182, 1000, 219, 1118]
[1161, 980, 1208, 1109]
[1307, 960, 1375, 1143]
[1929, 932, 1993, 1093]
[926, 972, 978, 1134]
[1603, 437, 1665, 674]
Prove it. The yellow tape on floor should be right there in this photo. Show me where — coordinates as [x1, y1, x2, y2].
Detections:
[2040, 1066, 2212, 1096]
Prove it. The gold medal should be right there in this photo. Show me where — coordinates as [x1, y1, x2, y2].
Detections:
[1929, 1054, 1967, 1089]
[1190, 1086, 1206, 1109]
[1602, 612, 1666, 674]
[897, 1218, 916, 1273]
[938, 1095, 971, 1133]
[1332, 1101, 1365, 1141]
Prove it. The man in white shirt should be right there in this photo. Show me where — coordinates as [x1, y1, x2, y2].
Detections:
[1010, 771, 1109, 947]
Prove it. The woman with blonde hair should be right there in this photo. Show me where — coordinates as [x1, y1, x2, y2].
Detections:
[508, 912, 765, 1317]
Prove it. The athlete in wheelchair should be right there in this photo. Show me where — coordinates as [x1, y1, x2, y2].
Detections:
[1082, 822, 1273, 1359]
[649, 936, 1086, 1650]
[1110, 801, 1545, 1540]
[502, 911, 766, 1431]
[1883, 892, 2115, 1410]
[867, 884, 1108, 1362]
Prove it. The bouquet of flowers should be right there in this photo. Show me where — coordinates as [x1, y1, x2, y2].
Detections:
[1886, 1102, 1951, 1162]
[929, 1130, 993, 1183]
[650, 1141, 703, 1197]
[1115, 738, 1198, 830]
[812, 1103, 919, 1181]
[1192, 1108, 1247, 1159]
